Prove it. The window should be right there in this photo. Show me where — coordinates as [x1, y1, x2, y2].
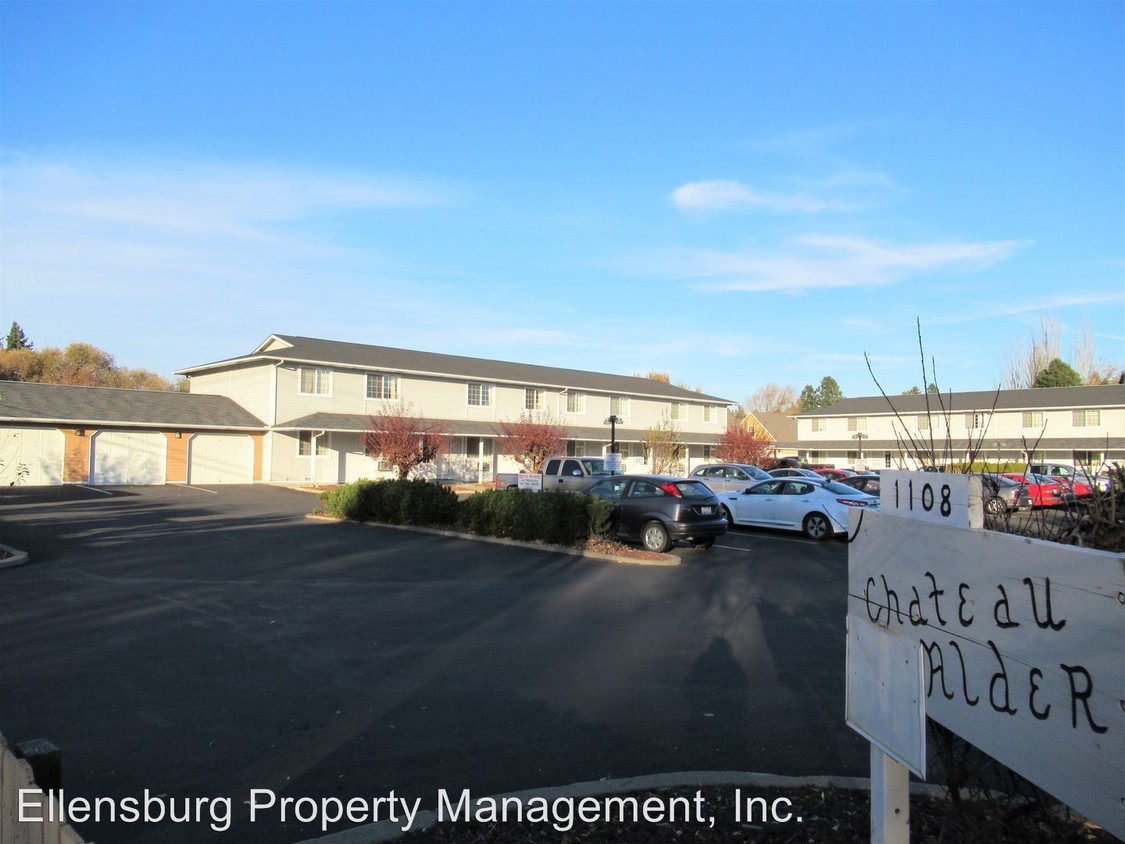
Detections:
[467, 383, 493, 407]
[299, 367, 331, 395]
[883, 452, 892, 468]
[702, 445, 716, 461]
[525, 388, 544, 411]
[298, 431, 329, 456]
[847, 416, 867, 432]
[1073, 409, 1101, 427]
[565, 392, 586, 414]
[965, 412, 989, 430]
[1022, 411, 1044, 428]
[703, 405, 717, 423]
[811, 418, 827, 432]
[670, 402, 686, 421]
[366, 373, 400, 400]
[917, 414, 931, 431]
[610, 396, 629, 417]
[807, 450, 823, 462]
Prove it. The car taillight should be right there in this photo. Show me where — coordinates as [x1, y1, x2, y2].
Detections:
[836, 498, 867, 507]
[660, 482, 683, 498]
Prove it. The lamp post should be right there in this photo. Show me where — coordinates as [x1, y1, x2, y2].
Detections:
[852, 432, 868, 468]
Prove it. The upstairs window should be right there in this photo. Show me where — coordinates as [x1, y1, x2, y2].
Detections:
[366, 373, 400, 400]
[811, 418, 827, 432]
[703, 405, 718, 423]
[610, 396, 630, 417]
[525, 388, 544, 411]
[467, 383, 493, 407]
[965, 412, 989, 430]
[299, 368, 331, 395]
[565, 392, 586, 414]
[1072, 409, 1101, 427]
[1022, 411, 1044, 428]
[847, 416, 867, 432]
[670, 402, 686, 421]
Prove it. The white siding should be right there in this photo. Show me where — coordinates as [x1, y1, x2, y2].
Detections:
[189, 364, 275, 423]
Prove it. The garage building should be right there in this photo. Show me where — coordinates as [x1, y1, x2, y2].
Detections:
[0, 381, 266, 486]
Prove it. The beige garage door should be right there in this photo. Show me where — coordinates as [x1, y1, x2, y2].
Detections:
[91, 430, 167, 485]
[0, 427, 64, 486]
[188, 434, 254, 484]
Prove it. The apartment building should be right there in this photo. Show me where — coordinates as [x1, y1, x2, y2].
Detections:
[180, 334, 732, 484]
[794, 384, 1125, 471]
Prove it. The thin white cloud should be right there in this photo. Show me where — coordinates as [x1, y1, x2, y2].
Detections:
[629, 234, 1028, 293]
[670, 179, 853, 213]
[926, 292, 1125, 326]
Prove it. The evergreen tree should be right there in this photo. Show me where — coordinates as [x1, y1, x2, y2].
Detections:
[1032, 357, 1083, 388]
[5, 322, 32, 350]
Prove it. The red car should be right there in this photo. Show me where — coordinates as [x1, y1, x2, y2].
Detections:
[1002, 473, 1064, 507]
[814, 468, 857, 480]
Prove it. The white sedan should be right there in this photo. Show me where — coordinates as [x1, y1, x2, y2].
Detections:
[719, 478, 879, 540]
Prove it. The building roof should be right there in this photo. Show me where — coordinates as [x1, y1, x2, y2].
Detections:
[0, 381, 266, 430]
[278, 412, 721, 445]
[797, 384, 1125, 416]
[179, 334, 733, 404]
[745, 411, 798, 446]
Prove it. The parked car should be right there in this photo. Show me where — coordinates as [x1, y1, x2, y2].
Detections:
[768, 467, 825, 479]
[1035, 472, 1093, 500]
[814, 468, 858, 480]
[1028, 463, 1110, 493]
[835, 474, 882, 495]
[719, 478, 878, 540]
[980, 474, 1033, 514]
[688, 463, 772, 494]
[584, 474, 728, 553]
[1002, 472, 1064, 508]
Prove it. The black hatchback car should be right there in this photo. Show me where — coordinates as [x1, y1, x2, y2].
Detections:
[585, 474, 728, 553]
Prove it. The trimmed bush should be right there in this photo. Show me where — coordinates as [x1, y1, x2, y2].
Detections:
[318, 479, 458, 527]
[459, 489, 614, 546]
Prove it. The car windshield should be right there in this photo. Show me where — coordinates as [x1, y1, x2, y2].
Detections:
[741, 465, 771, 480]
[581, 459, 609, 475]
[824, 481, 864, 495]
[672, 481, 716, 499]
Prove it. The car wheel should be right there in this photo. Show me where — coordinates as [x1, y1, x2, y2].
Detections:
[691, 537, 716, 550]
[721, 505, 734, 525]
[985, 496, 1006, 515]
[803, 512, 832, 541]
[641, 520, 672, 553]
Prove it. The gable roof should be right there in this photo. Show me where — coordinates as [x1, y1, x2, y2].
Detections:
[796, 384, 1125, 417]
[748, 411, 798, 446]
[0, 381, 266, 430]
[178, 334, 733, 404]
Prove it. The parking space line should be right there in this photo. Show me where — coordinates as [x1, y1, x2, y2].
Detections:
[75, 484, 116, 496]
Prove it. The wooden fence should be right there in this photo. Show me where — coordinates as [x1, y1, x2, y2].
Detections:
[0, 733, 84, 844]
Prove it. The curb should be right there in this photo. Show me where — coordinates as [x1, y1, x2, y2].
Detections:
[0, 543, 30, 569]
[305, 514, 681, 567]
[294, 770, 956, 844]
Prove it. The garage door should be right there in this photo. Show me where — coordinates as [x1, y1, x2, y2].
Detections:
[0, 427, 64, 486]
[91, 430, 167, 485]
[188, 434, 254, 484]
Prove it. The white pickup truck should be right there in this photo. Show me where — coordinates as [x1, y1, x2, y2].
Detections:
[493, 456, 611, 492]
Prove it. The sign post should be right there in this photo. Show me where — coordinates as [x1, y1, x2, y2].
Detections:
[847, 471, 1124, 842]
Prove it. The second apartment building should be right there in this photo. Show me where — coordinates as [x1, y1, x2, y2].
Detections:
[180, 334, 732, 484]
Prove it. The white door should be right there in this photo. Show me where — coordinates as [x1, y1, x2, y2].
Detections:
[91, 430, 167, 485]
[188, 434, 254, 484]
[0, 427, 65, 486]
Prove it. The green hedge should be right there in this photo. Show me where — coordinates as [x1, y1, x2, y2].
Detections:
[459, 489, 614, 546]
[319, 479, 459, 527]
[320, 481, 614, 546]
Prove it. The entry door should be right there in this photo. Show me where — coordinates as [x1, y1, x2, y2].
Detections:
[465, 437, 493, 483]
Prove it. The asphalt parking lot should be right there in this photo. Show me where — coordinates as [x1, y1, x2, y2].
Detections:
[0, 484, 867, 843]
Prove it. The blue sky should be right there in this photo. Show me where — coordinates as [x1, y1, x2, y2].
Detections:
[2, 1, 1122, 405]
